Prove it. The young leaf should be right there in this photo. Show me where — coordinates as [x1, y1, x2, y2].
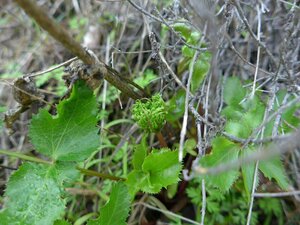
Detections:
[184, 138, 197, 156]
[127, 148, 182, 194]
[133, 69, 157, 88]
[142, 148, 182, 192]
[191, 56, 210, 93]
[132, 136, 147, 170]
[126, 170, 149, 195]
[166, 90, 185, 122]
[87, 182, 131, 225]
[200, 137, 239, 192]
[172, 21, 191, 40]
[223, 77, 246, 106]
[29, 81, 99, 161]
[1, 163, 65, 225]
[132, 94, 167, 133]
[259, 156, 289, 190]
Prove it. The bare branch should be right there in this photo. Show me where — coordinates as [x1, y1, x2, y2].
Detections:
[14, 0, 144, 100]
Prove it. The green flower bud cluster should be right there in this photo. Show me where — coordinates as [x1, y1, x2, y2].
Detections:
[131, 94, 167, 133]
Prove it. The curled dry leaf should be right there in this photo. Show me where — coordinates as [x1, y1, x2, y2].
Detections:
[4, 77, 42, 132]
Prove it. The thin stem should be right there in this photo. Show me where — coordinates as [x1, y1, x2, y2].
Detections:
[194, 129, 300, 175]
[0, 149, 52, 165]
[254, 190, 300, 198]
[251, 4, 262, 97]
[76, 167, 126, 181]
[178, 50, 198, 161]
[14, 0, 94, 65]
[27, 57, 78, 78]
[133, 202, 201, 225]
[14, 0, 144, 100]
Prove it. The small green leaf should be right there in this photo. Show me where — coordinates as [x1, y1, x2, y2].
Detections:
[223, 77, 246, 106]
[224, 97, 265, 138]
[200, 137, 239, 192]
[132, 136, 148, 170]
[126, 170, 149, 195]
[2, 163, 65, 225]
[127, 148, 182, 194]
[184, 138, 197, 156]
[167, 183, 178, 199]
[172, 21, 192, 40]
[259, 156, 289, 190]
[142, 148, 182, 192]
[181, 32, 201, 58]
[191, 57, 210, 93]
[182, 45, 194, 57]
[166, 90, 185, 122]
[87, 182, 131, 225]
[225, 120, 251, 139]
[29, 81, 99, 161]
[134, 69, 157, 88]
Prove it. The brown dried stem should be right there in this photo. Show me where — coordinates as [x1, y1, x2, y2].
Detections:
[14, 0, 144, 100]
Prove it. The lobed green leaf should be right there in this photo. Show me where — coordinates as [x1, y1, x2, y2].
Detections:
[127, 148, 181, 194]
[259, 156, 289, 190]
[200, 137, 240, 192]
[29, 81, 99, 162]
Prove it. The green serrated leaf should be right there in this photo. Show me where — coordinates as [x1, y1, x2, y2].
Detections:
[225, 120, 251, 138]
[259, 156, 289, 190]
[87, 182, 131, 225]
[127, 148, 181, 194]
[134, 69, 157, 88]
[241, 148, 257, 199]
[142, 148, 181, 192]
[200, 137, 239, 192]
[29, 81, 99, 161]
[224, 97, 265, 138]
[2, 163, 65, 225]
[132, 136, 147, 170]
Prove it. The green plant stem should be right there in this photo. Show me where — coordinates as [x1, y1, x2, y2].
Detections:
[0, 149, 52, 165]
[76, 166, 126, 181]
[0, 150, 127, 181]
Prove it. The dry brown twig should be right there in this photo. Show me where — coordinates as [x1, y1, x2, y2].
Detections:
[14, 0, 145, 100]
